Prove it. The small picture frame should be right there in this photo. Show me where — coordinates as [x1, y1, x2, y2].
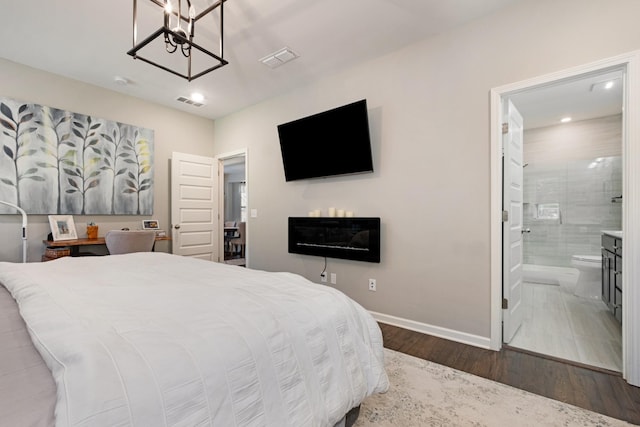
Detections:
[142, 219, 159, 230]
[48, 215, 78, 241]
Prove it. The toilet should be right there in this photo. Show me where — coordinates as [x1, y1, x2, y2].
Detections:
[571, 255, 602, 299]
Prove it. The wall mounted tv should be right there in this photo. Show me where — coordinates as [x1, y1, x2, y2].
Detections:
[277, 99, 374, 181]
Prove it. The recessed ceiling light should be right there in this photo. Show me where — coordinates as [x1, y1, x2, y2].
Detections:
[190, 92, 205, 103]
[560, 117, 572, 123]
[590, 78, 620, 92]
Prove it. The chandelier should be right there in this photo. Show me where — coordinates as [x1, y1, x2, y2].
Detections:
[127, 0, 228, 81]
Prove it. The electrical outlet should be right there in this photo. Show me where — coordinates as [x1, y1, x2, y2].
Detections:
[330, 273, 337, 285]
[368, 278, 376, 291]
[320, 272, 327, 283]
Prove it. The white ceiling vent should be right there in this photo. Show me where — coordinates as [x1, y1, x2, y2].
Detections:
[259, 47, 299, 69]
[176, 96, 204, 107]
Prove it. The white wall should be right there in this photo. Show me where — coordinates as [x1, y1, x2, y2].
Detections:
[212, 0, 640, 342]
[0, 59, 216, 262]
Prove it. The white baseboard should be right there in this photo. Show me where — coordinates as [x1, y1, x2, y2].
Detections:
[370, 311, 492, 350]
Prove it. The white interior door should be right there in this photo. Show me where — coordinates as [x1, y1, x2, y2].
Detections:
[171, 152, 219, 261]
[502, 100, 525, 343]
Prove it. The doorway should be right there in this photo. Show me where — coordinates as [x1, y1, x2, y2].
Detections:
[216, 150, 247, 266]
[505, 70, 623, 371]
[490, 51, 640, 387]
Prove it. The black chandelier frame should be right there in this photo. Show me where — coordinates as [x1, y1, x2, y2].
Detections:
[127, 0, 229, 81]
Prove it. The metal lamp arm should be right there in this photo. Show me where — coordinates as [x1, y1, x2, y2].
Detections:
[0, 201, 28, 263]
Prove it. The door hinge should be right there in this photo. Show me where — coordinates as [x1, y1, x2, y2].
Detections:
[502, 122, 509, 134]
[502, 298, 508, 309]
[502, 210, 509, 222]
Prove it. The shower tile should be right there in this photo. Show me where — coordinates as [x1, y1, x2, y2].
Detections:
[523, 153, 622, 267]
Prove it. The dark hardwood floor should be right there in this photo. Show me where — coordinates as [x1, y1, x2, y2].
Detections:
[380, 323, 640, 425]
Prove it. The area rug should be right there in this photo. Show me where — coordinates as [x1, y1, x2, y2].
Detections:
[355, 349, 631, 426]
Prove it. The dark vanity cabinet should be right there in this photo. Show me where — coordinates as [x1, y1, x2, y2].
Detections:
[602, 234, 622, 323]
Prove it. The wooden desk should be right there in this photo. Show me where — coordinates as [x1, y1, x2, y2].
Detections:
[43, 236, 171, 259]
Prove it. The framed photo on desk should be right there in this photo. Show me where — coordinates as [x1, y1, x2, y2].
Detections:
[142, 219, 159, 230]
[48, 215, 78, 241]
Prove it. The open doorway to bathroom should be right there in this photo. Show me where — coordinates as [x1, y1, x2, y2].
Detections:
[503, 69, 623, 372]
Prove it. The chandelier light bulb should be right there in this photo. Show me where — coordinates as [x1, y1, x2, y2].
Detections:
[164, 1, 173, 29]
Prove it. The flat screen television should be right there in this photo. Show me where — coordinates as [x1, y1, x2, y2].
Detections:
[277, 99, 374, 181]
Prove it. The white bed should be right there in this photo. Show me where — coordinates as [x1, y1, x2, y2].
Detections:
[0, 252, 388, 427]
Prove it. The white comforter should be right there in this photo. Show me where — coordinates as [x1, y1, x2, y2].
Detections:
[0, 253, 388, 427]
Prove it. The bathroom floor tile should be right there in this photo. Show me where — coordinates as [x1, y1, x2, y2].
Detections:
[574, 335, 623, 372]
[531, 304, 574, 338]
[510, 277, 622, 372]
[565, 299, 616, 340]
[530, 284, 566, 312]
[510, 318, 580, 362]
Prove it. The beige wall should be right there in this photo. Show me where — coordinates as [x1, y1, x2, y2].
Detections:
[0, 58, 216, 262]
[212, 0, 640, 342]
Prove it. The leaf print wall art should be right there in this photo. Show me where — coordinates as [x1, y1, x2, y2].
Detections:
[0, 97, 154, 215]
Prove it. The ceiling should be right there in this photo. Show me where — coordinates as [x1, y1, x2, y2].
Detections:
[508, 70, 624, 130]
[0, 0, 524, 120]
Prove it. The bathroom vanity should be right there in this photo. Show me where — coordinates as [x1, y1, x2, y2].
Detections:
[601, 231, 622, 323]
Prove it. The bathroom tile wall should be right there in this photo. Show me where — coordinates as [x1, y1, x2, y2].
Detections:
[522, 115, 622, 268]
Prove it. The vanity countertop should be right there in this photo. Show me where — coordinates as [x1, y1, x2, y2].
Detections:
[602, 230, 622, 239]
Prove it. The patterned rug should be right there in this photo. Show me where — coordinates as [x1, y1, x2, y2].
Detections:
[355, 349, 631, 426]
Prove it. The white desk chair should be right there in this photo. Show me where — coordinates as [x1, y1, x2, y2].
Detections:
[105, 230, 156, 255]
